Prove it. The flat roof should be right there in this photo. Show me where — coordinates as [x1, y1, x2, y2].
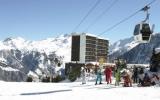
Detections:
[71, 32, 109, 41]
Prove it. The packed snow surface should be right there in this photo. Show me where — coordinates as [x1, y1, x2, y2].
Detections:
[0, 82, 159, 100]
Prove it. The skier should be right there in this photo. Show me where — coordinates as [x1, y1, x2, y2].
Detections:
[123, 70, 132, 87]
[138, 68, 145, 86]
[115, 69, 120, 86]
[95, 67, 102, 85]
[81, 66, 86, 84]
[104, 66, 112, 84]
[142, 73, 151, 86]
[151, 74, 159, 86]
[133, 67, 138, 83]
[127, 69, 133, 87]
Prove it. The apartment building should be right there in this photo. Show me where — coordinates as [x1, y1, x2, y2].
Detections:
[71, 33, 109, 63]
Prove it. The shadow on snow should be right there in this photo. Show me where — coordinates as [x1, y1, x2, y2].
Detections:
[20, 89, 72, 95]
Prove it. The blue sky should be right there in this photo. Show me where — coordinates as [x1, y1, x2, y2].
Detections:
[0, 0, 159, 43]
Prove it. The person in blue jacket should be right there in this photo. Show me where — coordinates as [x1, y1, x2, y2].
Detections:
[95, 67, 102, 85]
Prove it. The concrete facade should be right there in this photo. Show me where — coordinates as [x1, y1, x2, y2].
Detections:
[71, 33, 109, 63]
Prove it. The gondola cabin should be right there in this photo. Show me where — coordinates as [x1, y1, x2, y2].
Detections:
[133, 22, 152, 43]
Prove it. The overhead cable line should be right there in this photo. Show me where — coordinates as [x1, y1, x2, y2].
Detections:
[51, 0, 157, 52]
[98, 10, 140, 36]
[84, 0, 119, 32]
[98, 0, 157, 36]
[75, 0, 157, 50]
[72, 0, 102, 32]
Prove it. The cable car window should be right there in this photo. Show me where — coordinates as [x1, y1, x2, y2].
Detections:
[134, 24, 140, 35]
[141, 24, 151, 34]
[142, 36, 150, 41]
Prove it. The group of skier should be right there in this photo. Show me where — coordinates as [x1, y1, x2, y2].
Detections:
[135, 67, 160, 87]
[81, 65, 160, 87]
[81, 66, 117, 85]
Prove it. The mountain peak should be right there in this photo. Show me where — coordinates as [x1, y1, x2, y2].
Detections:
[109, 36, 139, 55]
[3, 37, 13, 42]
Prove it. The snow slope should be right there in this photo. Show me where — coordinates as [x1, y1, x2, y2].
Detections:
[0, 82, 159, 100]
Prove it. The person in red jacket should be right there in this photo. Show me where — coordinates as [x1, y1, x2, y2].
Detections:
[104, 66, 112, 84]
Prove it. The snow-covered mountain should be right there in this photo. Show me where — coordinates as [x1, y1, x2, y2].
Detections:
[0, 34, 71, 81]
[1, 32, 160, 81]
[109, 33, 160, 64]
[109, 37, 139, 56]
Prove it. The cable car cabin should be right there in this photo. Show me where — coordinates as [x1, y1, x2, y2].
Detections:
[134, 22, 152, 43]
